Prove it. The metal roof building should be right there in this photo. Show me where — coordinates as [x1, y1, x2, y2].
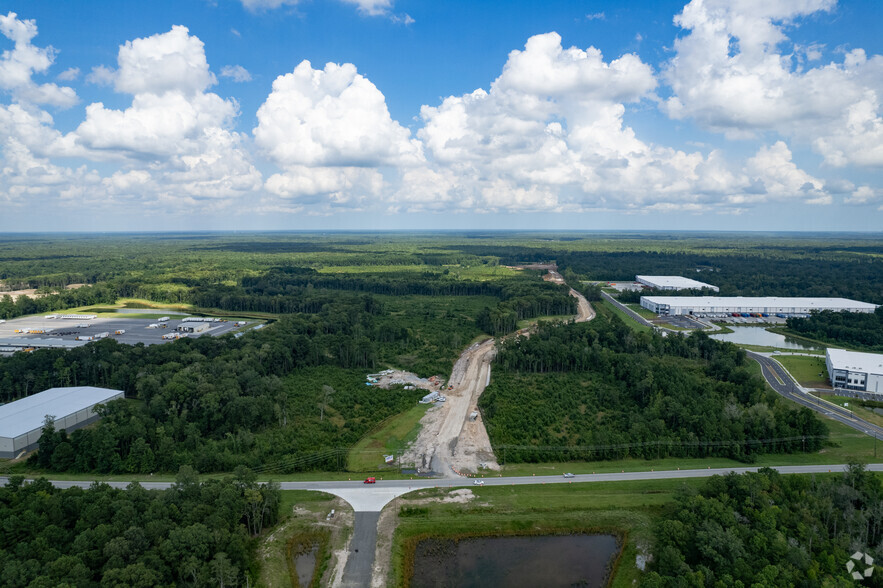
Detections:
[641, 296, 878, 316]
[826, 348, 883, 395]
[0, 386, 124, 458]
[636, 275, 720, 292]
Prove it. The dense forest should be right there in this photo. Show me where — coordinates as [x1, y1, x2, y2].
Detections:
[0, 467, 280, 587]
[2, 297, 440, 473]
[644, 465, 883, 586]
[786, 307, 883, 351]
[480, 308, 828, 462]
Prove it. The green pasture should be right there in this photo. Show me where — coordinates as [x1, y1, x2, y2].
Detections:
[775, 354, 830, 388]
[348, 403, 430, 471]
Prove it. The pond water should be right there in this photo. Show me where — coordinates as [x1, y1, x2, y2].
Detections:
[410, 534, 618, 588]
[710, 326, 822, 350]
[293, 542, 318, 587]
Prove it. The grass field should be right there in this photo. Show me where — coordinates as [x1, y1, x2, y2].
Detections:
[598, 299, 652, 332]
[821, 396, 883, 430]
[348, 403, 430, 471]
[516, 313, 575, 329]
[775, 354, 830, 388]
[625, 303, 658, 320]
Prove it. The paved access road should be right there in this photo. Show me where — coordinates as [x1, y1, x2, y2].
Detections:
[5, 463, 882, 506]
[748, 351, 883, 439]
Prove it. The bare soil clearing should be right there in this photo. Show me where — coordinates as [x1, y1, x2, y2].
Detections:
[400, 273, 594, 478]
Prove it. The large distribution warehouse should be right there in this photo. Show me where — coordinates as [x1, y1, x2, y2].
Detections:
[640, 296, 878, 316]
[0, 386, 124, 458]
[636, 275, 719, 292]
[826, 349, 883, 395]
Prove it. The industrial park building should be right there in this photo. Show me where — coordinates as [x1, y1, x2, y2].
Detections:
[0, 386, 124, 458]
[636, 275, 719, 292]
[640, 296, 878, 316]
[826, 349, 883, 395]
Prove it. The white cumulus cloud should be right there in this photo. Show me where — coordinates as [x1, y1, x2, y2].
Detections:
[255, 60, 423, 168]
[664, 0, 883, 167]
[0, 12, 77, 108]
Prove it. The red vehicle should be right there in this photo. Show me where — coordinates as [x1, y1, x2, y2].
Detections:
[364, 477, 376, 484]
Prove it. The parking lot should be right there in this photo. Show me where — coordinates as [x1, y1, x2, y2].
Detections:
[0, 315, 250, 350]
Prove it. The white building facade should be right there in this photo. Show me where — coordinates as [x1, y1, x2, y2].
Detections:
[640, 296, 877, 316]
[826, 348, 883, 395]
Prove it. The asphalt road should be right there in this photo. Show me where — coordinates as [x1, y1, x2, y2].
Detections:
[747, 351, 883, 439]
[342, 512, 380, 587]
[6, 463, 881, 586]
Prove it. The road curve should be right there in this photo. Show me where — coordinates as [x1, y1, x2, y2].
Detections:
[747, 351, 883, 439]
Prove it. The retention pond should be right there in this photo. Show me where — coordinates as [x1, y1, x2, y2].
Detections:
[410, 534, 619, 588]
[710, 326, 822, 350]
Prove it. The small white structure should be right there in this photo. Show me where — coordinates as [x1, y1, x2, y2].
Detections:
[420, 391, 440, 404]
[59, 314, 97, 320]
[826, 348, 883, 395]
[641, 296, 877, 317]
[0, 386, 124, 458]
[636, 276, 719, 292]
[177, 322, 209, 334]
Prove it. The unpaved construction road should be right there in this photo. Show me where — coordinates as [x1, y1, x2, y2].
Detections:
[401, 274, 594, 478]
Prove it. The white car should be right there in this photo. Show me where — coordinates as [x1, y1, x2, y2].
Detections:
[473, 480, 485, 486]
[563, 473, 575, 478]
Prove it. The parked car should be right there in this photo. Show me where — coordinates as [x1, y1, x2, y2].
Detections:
[364, 477, 376, 484]
[563, 473, 575, 478]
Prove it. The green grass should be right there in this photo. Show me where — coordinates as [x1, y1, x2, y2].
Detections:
[775, 354, 830, 388]
[598, 299, 652, 333]
[495, 419, 878, 477]
[390, 479, 704, 587]
[516, 314, 575, 329]
[821, 396, 883, 429]
[625, 303, 658, 320]
[348, 403, 430, 471]
[734, 343, 825, 354]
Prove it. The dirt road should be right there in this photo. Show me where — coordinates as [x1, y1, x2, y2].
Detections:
[399, 338, 498, 476]
[570, 287, 595, 322]
[401, 275, 595, 478]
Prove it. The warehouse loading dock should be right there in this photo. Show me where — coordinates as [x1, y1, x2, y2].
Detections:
[640, 296, 877, 317]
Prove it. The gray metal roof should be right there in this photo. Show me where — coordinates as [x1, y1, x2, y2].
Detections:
[0, 386, 123, 439]
[0, 337, 88, 349]
[641, 296, 878, 310]
[636, 275, 718, 290]
[827, 348, 883, 375]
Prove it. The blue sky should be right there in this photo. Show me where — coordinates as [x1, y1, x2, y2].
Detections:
[0, 0, 881, 231]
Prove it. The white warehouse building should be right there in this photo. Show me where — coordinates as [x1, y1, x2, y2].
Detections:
[826, 349, 883, 395]
[640, 296, 877, 316]
[636, 275, 719, 292]
[0, 386, 124, 458]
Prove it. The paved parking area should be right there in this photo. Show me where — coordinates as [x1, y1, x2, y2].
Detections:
[0, 315, 249, 349]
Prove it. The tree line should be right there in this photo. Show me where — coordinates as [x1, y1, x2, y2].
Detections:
[480, 309, 828, 463]
[644, 465, 883, 586]
[0, 466, 280, 587]
[786, 307, 883, 352]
